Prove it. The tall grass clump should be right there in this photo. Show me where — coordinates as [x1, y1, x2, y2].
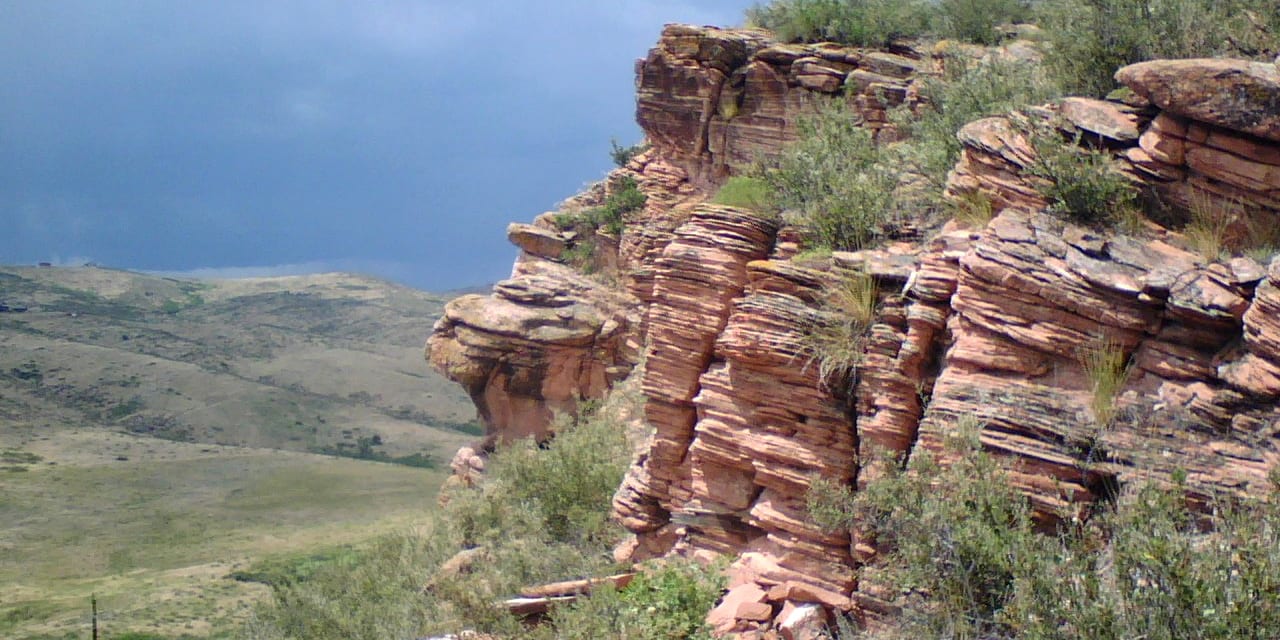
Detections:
[1027, 125, 1138, 226]
[244, 393, 636, 639]
[820, 417, 1280, 640]
[766, 100, 898, 251]
[1183, 187, 1233, 262]
[746, 0, 931, 47]
[1078, 334, 1132, 426]
[805, 269, 878, 392]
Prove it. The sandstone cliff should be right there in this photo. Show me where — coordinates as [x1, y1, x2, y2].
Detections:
[427, 24, 1280, 636]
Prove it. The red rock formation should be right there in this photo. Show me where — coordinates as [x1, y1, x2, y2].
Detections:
[428, 25, 1280, 636]
[636, 25, 957, 188]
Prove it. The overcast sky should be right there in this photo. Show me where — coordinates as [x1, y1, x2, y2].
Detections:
[0, 1, 750, 290]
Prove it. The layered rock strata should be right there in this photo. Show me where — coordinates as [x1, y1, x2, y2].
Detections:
[637, 24, 967, 187]
[428, 24, 1280, 637]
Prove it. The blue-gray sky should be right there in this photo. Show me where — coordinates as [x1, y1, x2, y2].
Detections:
[0, 1, 750, 290]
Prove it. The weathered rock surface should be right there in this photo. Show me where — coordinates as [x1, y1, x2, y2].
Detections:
[426, 256, 639, 443]
[1117, 58, 1280, 143]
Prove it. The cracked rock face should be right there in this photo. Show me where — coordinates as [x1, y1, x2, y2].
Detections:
[427, 25, 1280, 635]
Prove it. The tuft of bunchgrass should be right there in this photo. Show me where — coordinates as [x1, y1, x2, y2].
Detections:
[1078, 334, 1132, 427]
[804, 269, 878, 392]
[1183, 187, 1233, 262]
[948, 190, 995, 229]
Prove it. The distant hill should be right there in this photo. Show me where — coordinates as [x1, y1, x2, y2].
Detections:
[0, 265, 477, 462]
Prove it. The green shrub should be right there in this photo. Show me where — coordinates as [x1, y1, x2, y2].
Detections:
[487, 401, 632, 546]
[610, 138, 648, 168]
[746, 0, 1037, 46]
[891, 53, 1060, 195]
[536, 560, 726, 640]
[559, 175, 647, 239]
[821, 415, 1280, 640]
[1027, 125, 1138, 226]
[561, 241, 598, 273]
[767, 100, 898, 251]
[1037, 0, 1280, 97]
[842, 422, 1044, 640]
[746, 0, 931, 47]
[713, 176, 774, 212]
[244, 389, 637, 639]
[937, 0, 1032, 44]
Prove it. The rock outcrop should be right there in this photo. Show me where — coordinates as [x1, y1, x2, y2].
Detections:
[636, 25, 968, 188]
[427, 24, 1280, 638]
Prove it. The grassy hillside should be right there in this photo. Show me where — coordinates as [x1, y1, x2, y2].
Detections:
[0, 266, 477, 457]
[0, 265, 476, 638]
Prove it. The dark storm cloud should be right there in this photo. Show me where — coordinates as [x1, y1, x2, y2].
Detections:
[0, 1, 749, 289]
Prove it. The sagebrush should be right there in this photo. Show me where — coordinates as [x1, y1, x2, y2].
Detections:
[767, 100, 899, 251]
[809, 417, 1280, 640]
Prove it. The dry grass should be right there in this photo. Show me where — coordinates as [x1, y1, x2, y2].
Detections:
[949, 191, 995, 229]
[1078, 334, 1132, 427]
[1183, 187, 1233, 262]
[806, 270, 878, 392]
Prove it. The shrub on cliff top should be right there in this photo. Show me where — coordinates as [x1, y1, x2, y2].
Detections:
[1038, 0, 1280, 97]
[746, 0, 931, 47]
[610, 138, 649, 168]
[890, 51, 1061, 198]
[1027, 124, 1139, 226]
[766, 100, 899, 251]
[746, 0, 1034, 46]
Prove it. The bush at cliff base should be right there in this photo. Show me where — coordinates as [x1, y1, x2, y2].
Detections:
[811, 421, 1280, 640]
[241, 394, 640, 639]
